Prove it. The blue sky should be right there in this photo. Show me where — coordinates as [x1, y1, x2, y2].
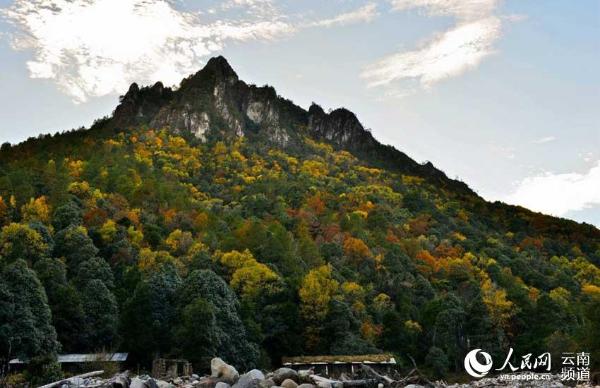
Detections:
[0, 0, 599, 226]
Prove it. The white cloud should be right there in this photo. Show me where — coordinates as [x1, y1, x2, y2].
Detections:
[363, 0, 507, 91]
[505, 161, 600, 216]
[310, 3, 379, 28]
[362, 16, 500, 87]
[389, 0, 499, 21]
[220, 0, 278, 18]
[580, 151, 595, 163]
[503, 13, 528, 22]
[532, 136, 556, 144]
[2, 0, 294, 102]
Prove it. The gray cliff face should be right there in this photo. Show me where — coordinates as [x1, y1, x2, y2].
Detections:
[108, 56, 474, 195]
[308, 104, 376, 148]
[111, 56, 372, 149]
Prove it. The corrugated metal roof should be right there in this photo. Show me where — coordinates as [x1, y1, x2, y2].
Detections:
[282, 354, 396, 365]
[58, 353, 128, 363]
[9, 353, 128, 364]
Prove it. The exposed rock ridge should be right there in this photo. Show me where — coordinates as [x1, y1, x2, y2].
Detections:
[108, 56, 473, 194]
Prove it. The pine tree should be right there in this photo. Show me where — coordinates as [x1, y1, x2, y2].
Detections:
[0, 260, 59, 362]
[33, 258, 86, 352]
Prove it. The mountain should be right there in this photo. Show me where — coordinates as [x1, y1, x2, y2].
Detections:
[110, 56, 471, 194]
[0, 57, 599, 380]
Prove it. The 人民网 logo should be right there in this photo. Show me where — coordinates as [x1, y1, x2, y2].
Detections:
[464, 348, 493, 378]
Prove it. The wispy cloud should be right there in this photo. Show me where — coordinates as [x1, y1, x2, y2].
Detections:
[505, 161, 600, 217]
[532, 136, 556, 144]
[362, 0, 508, 92]
[1, 0, 384, 102]
[220, 0, 279, 18]
[389, 0, 499, 20]
[1, 0, 294, 102]
[310, 3, 379, 28]
[363, 16, 501, 88]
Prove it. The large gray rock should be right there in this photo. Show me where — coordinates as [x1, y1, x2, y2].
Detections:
[211, 357, 240, 384]
[146, 378, 159, 388]
[155, 381, 175, 388]
[233, 370, 265, 388]
[196, 377, 224, 388]
[111, 373, 130, 388]
[260, 378, 276, 388]
[245, 370, 265, 381]
[131, 378, 148, 388]
[280, 379, 298, 388]
[297, 370, 313, 384]
[297, 384, 315, 388]
[272, 368, 298, 384]
[215, 382, 232, 388]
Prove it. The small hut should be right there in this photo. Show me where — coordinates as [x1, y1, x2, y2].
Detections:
[281, 354, 396, 378]
[152, 358, 193, 379]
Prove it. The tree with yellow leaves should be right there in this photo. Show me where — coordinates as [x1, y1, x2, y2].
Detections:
[99, 219, 118, 243]
[343, 236, 372, 262]
[165, 229, 194, 256]
[301, 159, 329, 178]
[217, 249, 279, 299]
[481, 278, 514, 330]
[21, 196, 51, 224]
[341, 281, 366, 315]
[0, 196, 10, 226]
[0, 222, 49, 264]
[298, 264, 339, 350]
[138, 248, 185, 275]
[299, 264, 339, 320]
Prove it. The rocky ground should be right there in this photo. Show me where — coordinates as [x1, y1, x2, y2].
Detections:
[40, 358, 597, 388]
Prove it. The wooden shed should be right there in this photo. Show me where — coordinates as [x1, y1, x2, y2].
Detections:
[152, 358, 193, 379]
[281, 354, 397, 378]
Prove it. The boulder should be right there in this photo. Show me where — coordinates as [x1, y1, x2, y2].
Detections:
[260, 378, 277, 388]
[131, 378, 148, 388]
[245, 370, 265, 381]
[297, 370, 313, 383]
[146, 378, 159, 388]
[297, 384, 315, 388]
[233, 370, 265, 388]
[215, 382, 232, 388]
[211, 358, 240, 384]
[272, 368, 298, 384]
[196, 377, 224, 388]
[280, 379, 298, 388]
[155, 381, 175, 388]
[111, 373, 130, 388]
[310, 375, 342, 388]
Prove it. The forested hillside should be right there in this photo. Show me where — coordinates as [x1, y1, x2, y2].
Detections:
[0, 57, 598, 384]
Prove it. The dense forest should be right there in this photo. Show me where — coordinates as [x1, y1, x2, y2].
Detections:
[0, 57, 598, 384]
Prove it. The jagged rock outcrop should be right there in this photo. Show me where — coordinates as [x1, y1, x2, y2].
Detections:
[107, 56, 473, 194]
[112, 82, 174, 129]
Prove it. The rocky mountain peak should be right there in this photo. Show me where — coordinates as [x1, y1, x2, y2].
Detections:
[204, 55, 238, 80]
[106, 56, 473, 194]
